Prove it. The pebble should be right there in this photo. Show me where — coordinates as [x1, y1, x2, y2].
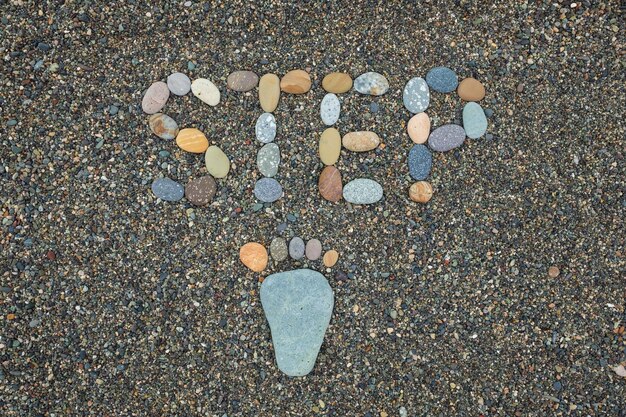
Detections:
[425, 67, 458, 93]
[6, 119, 17, 127]
[428, 124, 466, 152]
[403, 77, 430, 114]
[318, 166, 343, 202]
[548, 266, 560, 278]
[141, 81, 169, 114]
[185, 175, 217, 206]
[408, 144, 432, 180]
[191, 78, 220, 106]
[320, 93, 340, 126]
[239, 242, 268, 272]
[260, 269, 334, 376]
[407, 112, 430, 144]
[319, 128, 341, 166]
[342, 131, 380, 152]
[463, 102, 488, 139]
[269, 237, 288, 262]
[305, 239, 322, 260]
[322, 72, 353, 94]
[227, 70, 259, 92]
[176, 128, 209, 153]
[458, 77, 486, 101]
[259, 73, 280, 112]
[255, 113, 277, 144]
[166, 72, 191, 96]
[204, 145, 230, 178]
[257, 143, 280, 177]
[323, 250, 339, 267]
[151, 177, 184, 201]
[148, 113, 179, 140]
[109, 105, 119, 115]
[409, 181, 433, 203]
[280, 70, 311, 94]
[343, 179, 383, 204]
[254, 178, 282, 203]
[289, 237, 305, 260]
[354, 72, 389, 95]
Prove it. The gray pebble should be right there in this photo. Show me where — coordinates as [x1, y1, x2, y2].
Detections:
[270, 237, 288, 262]
[343, 179, 383, 205]
[167, 72, 191, 96]
[256, 143, 280, 177]
[320, 93, 340, 126]
[403, 77, 430, 114]
[428, 124, 466, 152]
[151, 177, 184, 202]
[253, 178, 282, 202]
[255, 113, 277, 143]
[289, 237, 305, 260]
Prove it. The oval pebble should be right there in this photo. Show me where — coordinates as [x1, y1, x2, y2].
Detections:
[176, 128, 209, 153]
[142, 81, 169, 114]
[320, 93, 340, 126]
[254, 178, 282, 203]
[305, 239, 322, 261]
[204, 145, 230, 178]
[342, 131, 380, 152]
[151, 177, 184, 202]
[322, 72, 352, 94]
[259, 73, 280, 112]
[408, 144, 432, 180]
[318, 166, 343, 202]
[289, 237, 305, 260]
[185, 175, 217, 206]
[323, 250, 339, 267]
[191, 78, 220, 106]
[407, 112, 430, 144]
[343, 179, 383, 205]
[239, 242, 268, 272]
[458, 78, 486, 101]
[409, 181, 433, 203]
[257, 143, 280, 177]
[167, 72, 191, 96]
[319, 128, 341, 166]
[270, 237, 288, 262]
[425, 67, 458, 93]
[403, 77, 429, 114]
[280, 70, 311, 94]
[462, 102, 488, 139]
[227, 70, 259, 92]
[255, 113, 277, 143]
[428, 124, 466, 152]
[149, 113, 179, 140]
[354, 72, 389, 96]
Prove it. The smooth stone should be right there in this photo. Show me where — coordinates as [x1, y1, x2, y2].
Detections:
[260, 269, 334, 376]
[288, 237, 305, 260]
[151, 177, 184, 202]
[305, 239, 322, 261]
[407, 112, 430, 144]
[320, 93, 340, 126]
[322, 72, 352, 93]
[323, 250, 339, 267]
[425, 67, 458, 93]
[191, 78, 220, 106]
[227, 70, 259, 92]
[318, 166, 342, 203]
[428, 124, 466, 152]
[409, 181, 433, 203]
[148, 113, 179, 140]
[259, 73, 280, 112]
[354, 72, 389, 96]
[342, 131, 380, 152]
[176, 128, 209, 153]
[462, 102, 488, 139]
[255, 113, 277, 143]
[254, 178, 282, 203]
[269, 237, 288, 262]
[408, 144, 432, 180]
[257, 143, 280, 177]
[280, 70, 311, 94]
[185, 175, 216, 206]
[204, 145, 230, 178]
[141, 81, 169, 114]
[458, 78, 486, 101]
[343, 179, 383, 205]
[319, 128, 341, 165]
[239, 242, 268, 272]
[167, 72, 191, 96]
[403, 77, 430, 114]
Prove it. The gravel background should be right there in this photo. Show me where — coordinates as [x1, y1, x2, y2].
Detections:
[1, 1, 624, 416]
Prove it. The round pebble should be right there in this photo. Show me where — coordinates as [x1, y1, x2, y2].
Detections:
[227, 70, 259, 92]
[142, 81, 169, 114]
[151, 177, 184, 202]
[408, 144, 432, 180]
[149, 113, 179, 140]
[305, 239, 322, 260]
[403, 77, 430, 114]
[428, 124, 466, 152]
[343, 179, 383, 205]
[191, 78, 220, 106]
[407, 112, 430, 144]
[240, 242, 268, 272]
[354, 72, 389, 95]
[269, 237, 288, 262]
[322, 72, 352, 93]
[280, 70, 311, 94]
[176, 128, 209, 153]
[318, 166, 343, 203]
[320, 93, 340, 126]
[185, 175, 217, 206]
[204, 145, 230, 178]
[409, 181, 433, 203]
[254, 178, 282, 203]
[548, 266, 560, 278]
[425, 67, 458, 93]
[458, 78, 486, 101]
[255, 113, 277, 144]
[257, 143, 280, 177]
[289, 237, 305, 260]
[167, 72, 191, 96]
[323, 250, 339, 267]
[462, 102, 488, 139]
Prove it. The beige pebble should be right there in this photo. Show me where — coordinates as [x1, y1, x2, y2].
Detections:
[258, 73, 280, 112]
[319, 128, 341, 165]
[323, 250, 339, 267]
[280, 70, 311, 94]
[409, 181, 433, 203]
[239, 242, 268, 272]
[342, 131, 380, 152]
[176, 128, 208, 153]
[407, 112, 430, 144]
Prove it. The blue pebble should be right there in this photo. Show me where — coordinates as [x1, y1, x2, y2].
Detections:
[7, 119, 17, 127]
[109, 105, 119, 115]
[187, 61, 196, 71]
[369, 102, 379, 113]
[408, 144, 432, 180]
[426, 67, 459, 93]
[254, 178, 282, 203]
[34, 60, 44, 70]
[151, 177, 184, 202]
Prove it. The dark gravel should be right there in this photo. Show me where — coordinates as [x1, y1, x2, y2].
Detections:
[1, 1, 625, 416]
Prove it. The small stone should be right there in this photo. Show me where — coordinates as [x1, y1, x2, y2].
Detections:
[548, 266, 560, 278]
[354, 72, 389, 95]
[109, 105, 119, 115]
[270, 237, 288, 262]
[289, 237, 305, 260]
[176, 128, 209, 153]
[280, 70, 311, 94]
[141, 81, 169, 114]
[204, 145, 230, 178]
[148, 113, 179, 140]
[323, 250, 339, 267]
[305, 239, 322, 260]
[425, 67, 458, 93]
[318, 166, 343, 203]
[407, 112, 430, 144]
[369, 102, 379, 113]
[409, 181, 433, 203]
[37, 42, 51, 52]
[257, 143, 280, 177]
[239, 242, 268, 272]
[191, 78, 220, 106]
[185, 175, 216, 206]
[319, 128, 341, 166]
[342, 131, 380, 152]
[151, 177, 184, 202]
[46, 250, 56, 261]
[458, 77, 486, 101]
[255, 113, 277, 143]
[254, 178, 282, 203]
[428, 124, 466, 152]
[343, 179, 383, 205]
[259, 73, 281, 112]
[613, 365, 626, 378]
[516, 83, 525, 93]
[320, 93, 340, 126]
[408, 144, 432, 180]
[322, 72, 352, 93]
[403, 77, 430, 113]
[463, 102, 488, 139]
[167, 72, 191, 96]
[227, 70, 259, 92]
[6, 119, 17, 127]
